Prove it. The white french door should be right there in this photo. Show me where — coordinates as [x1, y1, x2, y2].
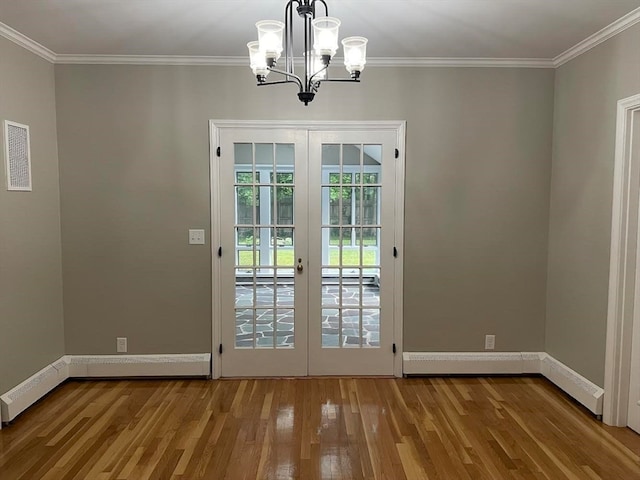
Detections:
[211, 122, 403, 377]
[307, 130, 396, 375]
[217, 128, 309, 376]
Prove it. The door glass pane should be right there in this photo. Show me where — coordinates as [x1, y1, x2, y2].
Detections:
[341, 228, 360, 267]
[363, 145, 382, 179]
[256, 281, 274, 307]
[235, 269, 255, 308]
[322, 186, 340, 230]
[257, 226, 273, 267]
[236, 227, 254, 266]
[256, 308, 275, 348]
[363, 268, 380, 307]
[342, 307, 361, 348]
[234, 142, 295, 351]
[274, 186, 294, 225]
[340, 185, 353, 225]
[275, 228, 294, 266]
[276, 144, 294, 168]
[357, 186, 379, 225]
[363, 308, 380, 347]
[236, 171, 255, 184]
[236, 186, 258, 224]
[234, 143, 253, 166]
[320, 143, 383, 350]
[357, 228, 380, 266]
[343, 144, 361, 170]
[277, 309, 295, 348]
[322, 144, 340, 166]
[236, 308, 254, 348]
[256, 143, 274, 184]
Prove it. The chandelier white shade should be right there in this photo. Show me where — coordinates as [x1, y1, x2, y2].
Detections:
[248, 0, 368, 105]
[247, 41, 269, 77]
[312, 17, 341, 57]
[256, 20, 285, 61]
[342, 36, 368, 74]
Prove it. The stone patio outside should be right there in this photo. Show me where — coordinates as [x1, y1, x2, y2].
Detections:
[235, 283, 380, 348]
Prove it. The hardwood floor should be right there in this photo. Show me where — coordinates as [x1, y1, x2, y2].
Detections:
[1, 376, 639, 479]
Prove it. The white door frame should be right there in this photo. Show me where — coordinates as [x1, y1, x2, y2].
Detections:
[209, 120, 406, 379]
[604, 94, 640, 426]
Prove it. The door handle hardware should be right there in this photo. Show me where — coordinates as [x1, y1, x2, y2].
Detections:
[297, 258, 304, 273]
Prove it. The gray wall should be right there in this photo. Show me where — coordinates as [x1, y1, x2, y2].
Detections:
[55, 64, 554, 355]
[0, 37, 65, 393]
[546, 24, 640, 386]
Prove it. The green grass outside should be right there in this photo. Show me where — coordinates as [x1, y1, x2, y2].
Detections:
[238, 249, 377, 266]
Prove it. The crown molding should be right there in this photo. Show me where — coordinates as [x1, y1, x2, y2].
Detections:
[54, 54, 248, 66]
[553, 6, 640, 67]
[55, 54, 553, 68]
[366, 57, 554, 68]
[0, 22, 56, 63]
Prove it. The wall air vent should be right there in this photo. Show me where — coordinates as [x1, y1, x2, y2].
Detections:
[4, 120, 32, 191]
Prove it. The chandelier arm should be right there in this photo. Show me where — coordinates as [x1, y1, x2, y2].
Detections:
[308, 62, 329, 85]
[267, 66, 304, 91]
[319, 78, 361, 83]
[257, 80, 302, 88]
[285, 0, 298, 76]
[313, 0, 329, 17]
[303, 14, 310, 90]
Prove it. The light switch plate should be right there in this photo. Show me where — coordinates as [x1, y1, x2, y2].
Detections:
[485, 334, 496, 350]
[189, 229, 205, 245]
[117, 337, 127, 353]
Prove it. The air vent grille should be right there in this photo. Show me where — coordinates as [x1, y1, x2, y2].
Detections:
[4, 121, 32, 191]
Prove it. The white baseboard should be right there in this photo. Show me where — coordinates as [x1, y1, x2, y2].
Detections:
[2, 351, 604, 423]
[402, 352, 545, 375]
[0, 353, 211, 422]
[540, 354, 604, 415]
[67, 354, 211, 378]
[403, 351, 604, 415]
[0, 364, 66, 423]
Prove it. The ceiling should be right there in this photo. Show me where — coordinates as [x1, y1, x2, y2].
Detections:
[0, 0, 639, 62]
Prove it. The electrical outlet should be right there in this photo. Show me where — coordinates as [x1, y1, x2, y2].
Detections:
[485, 334, 495, 350]
[189, 229, 205, 245]
[117, 337, 127, 353]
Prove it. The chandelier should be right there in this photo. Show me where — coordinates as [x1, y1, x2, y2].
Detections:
[248, 0, 368, 105]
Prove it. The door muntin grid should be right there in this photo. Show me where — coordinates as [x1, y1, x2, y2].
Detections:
[234, 143, 296, 349]
[321, 144, 382, 348]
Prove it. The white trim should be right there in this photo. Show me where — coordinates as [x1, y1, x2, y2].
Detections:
[55, 54, 249, 66]
[0, 354, 211, 423]
[403, 352, 540, 375]
[0, 363, 66, 423]
[540, 354, 604, 416]
[403, 352, 604, 415]
[210, 120, 405, 378]
[367, 57, 554, 68]
[210, 120, 406, 131]
[66, 354, 211, 377]
[604, 93, 640, 426]
[54, 54, 554, 68]
[0, 22, 56, 63]
[553, 7, 640, 67]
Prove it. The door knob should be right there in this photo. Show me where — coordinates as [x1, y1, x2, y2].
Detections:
[297, 258, 303, 273]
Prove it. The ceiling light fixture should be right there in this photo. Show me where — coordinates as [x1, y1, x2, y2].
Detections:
[248, 0, 368, 106]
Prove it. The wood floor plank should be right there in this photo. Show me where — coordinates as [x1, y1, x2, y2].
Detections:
[1, 377, 640, 479]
